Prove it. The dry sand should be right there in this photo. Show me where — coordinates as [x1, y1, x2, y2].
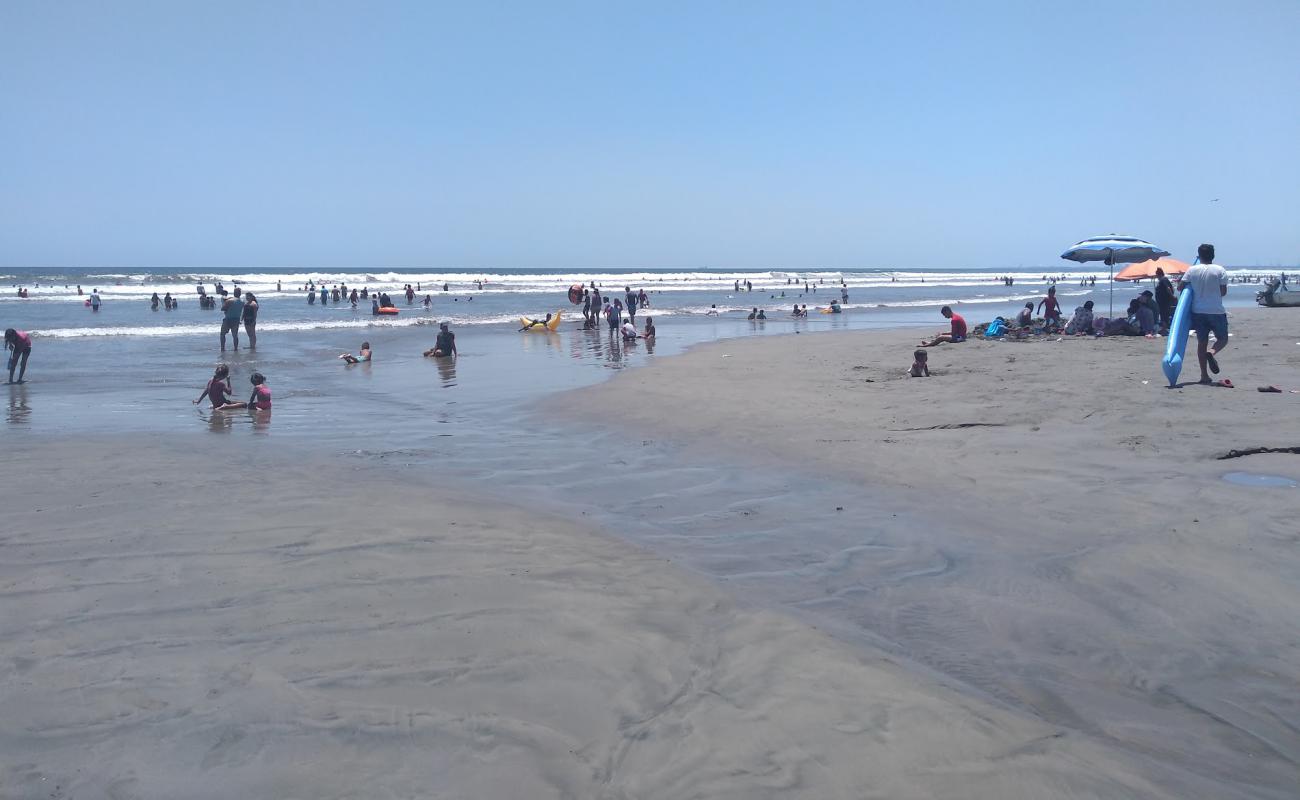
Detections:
[1, 438, 1183, 799]
[552, 306, 1300, 798]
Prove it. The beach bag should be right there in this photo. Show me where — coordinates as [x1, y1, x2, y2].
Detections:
[984, 319, 1006, 337]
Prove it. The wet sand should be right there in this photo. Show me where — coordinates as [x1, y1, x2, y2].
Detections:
[2, 437, 1185, 799]
[554, 306, 1300, 798]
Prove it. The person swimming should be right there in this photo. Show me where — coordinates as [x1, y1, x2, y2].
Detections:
[339, 341, 372, 364]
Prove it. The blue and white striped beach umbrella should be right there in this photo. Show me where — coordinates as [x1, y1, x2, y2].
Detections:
[1061, 235, 1170, 266]
[1061, 234, 1170, 315]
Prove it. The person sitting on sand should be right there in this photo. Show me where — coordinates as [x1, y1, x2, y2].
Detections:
[921, 306, 967, 347]
[193, 364, 246, 410]
[519, 313, 552, 332]
[909, 348, 930, 377]
[248, 372, 272, 410]
[1037, 286, 1062, 330]
[620, 320, 639, 340]
[339, 341, 372, 364]
[1132, 290, 1158, 337]
[828, 300, 841, 313]
[747, 308, 758, 320]
[1134, 294, 1157, 337]
[1107, 300, 1144, 336]
[791, 304, 802, 317]
[1016, 302, 1034, 328]
[424, 322, 457, 358]
[642, 317, 655, 339]
[1065, 300, 1094, 335]
[757, 309, 766, 320]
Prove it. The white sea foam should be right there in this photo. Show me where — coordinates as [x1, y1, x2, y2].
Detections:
[4, 266, 1229, 303]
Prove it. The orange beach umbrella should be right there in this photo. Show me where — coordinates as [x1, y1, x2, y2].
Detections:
[1113, 257, 1190, 282]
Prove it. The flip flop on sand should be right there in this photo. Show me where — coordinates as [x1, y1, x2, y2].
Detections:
[1257, 385, 1283, 393]
[1215, 379, 1234, 388]
[1207, 353, 1220, 374]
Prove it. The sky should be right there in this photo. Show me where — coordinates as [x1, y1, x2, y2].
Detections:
[2, 0, 1298, 270]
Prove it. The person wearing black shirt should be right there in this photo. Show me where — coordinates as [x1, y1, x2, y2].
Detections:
[1155, 267, 1177, 333]
[424, 323, 457, 358]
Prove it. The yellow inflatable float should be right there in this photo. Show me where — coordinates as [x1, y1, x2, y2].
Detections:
[519, 311, 562, 332]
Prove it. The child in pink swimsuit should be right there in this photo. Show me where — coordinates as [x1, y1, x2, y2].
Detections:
[248, 372, 272, 410]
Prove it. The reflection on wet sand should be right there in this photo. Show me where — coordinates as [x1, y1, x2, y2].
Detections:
[205, 408, 234, 433]
[7, 384, 30, 424]
[203, 406, 271, 433]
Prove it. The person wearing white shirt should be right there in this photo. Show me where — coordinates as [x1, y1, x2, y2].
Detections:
[1179, 243, 1229, 384]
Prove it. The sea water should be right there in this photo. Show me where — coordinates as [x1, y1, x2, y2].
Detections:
[3, 264, 1264, 343]
[0, 265, 1261, 440]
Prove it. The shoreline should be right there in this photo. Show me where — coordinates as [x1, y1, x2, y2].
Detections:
[0, 435, 1185, 798]
[3, 309, 1296, 796]
[548, 306, 1300, 796]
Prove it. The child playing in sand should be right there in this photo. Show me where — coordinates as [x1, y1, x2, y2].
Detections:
[339, 342, 372, 364]
[910, 349, 930, 377]
[1037, 287, 1062, 330]
[1016, 302, 1034, 328]
[194, 364, 246, 410]
[248, 372, 272, 410]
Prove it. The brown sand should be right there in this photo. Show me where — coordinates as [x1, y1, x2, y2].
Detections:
[553, 306, 1300, 797]
[1, 438, 1183, 799]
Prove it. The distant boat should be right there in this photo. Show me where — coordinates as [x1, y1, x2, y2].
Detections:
[1256, 276, 1300, 307]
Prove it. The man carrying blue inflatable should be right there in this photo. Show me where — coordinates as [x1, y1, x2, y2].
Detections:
[1180, 243, 1230, 385]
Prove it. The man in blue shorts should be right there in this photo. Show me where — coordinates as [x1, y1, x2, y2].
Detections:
[1179, 243, 1229, 384]
[220, 287, 244, 351]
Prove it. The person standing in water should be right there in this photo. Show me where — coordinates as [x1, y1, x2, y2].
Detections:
[5, 329, 33, 384]
[220, 288, 244, 351]
[624, 287, 638, 325]
[242, 292, 259, 349]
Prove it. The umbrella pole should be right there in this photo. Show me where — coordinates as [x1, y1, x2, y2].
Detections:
[1107, 254, 1114, 317]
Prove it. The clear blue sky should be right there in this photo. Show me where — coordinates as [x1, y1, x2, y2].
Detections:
[3, 1, 1297, 269]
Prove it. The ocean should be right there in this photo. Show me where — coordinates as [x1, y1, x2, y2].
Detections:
[0, 265, 1267, 443]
